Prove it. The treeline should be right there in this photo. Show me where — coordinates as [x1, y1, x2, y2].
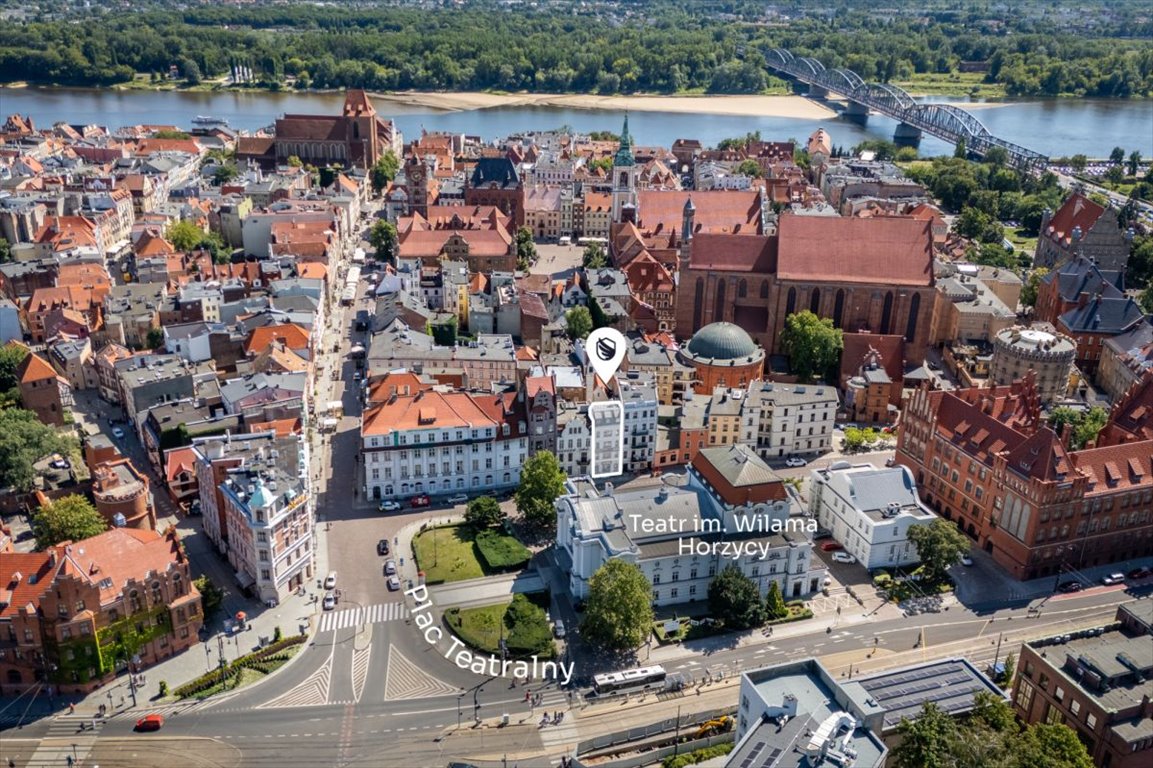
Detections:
[0, 4, 1151, 97]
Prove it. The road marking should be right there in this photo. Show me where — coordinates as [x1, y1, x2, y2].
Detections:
[317, 602, 408, 632]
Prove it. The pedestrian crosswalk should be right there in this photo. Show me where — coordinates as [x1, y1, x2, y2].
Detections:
[317, 602, 408, 633]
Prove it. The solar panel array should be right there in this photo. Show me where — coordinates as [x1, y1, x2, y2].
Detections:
[861, 661, 989, 729]
[736, 739, 766, 768]
[735, 739, 788, 768]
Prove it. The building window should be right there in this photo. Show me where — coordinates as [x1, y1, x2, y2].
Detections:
[1085, 713, 1096, 729]
[1014, 680, 1034, 710]
[1044, 704, 1063, 726]
[1069, 699, 1080, 716]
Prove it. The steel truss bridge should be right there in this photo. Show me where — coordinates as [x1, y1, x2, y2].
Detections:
[765, 48, 1048, 171]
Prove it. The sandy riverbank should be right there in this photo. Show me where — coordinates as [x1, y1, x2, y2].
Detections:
[367, 91, 838, 119]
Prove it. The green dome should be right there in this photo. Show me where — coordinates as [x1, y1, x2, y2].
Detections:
[687, 322, 757, 360]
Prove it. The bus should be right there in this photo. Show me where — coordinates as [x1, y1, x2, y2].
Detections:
[592, 665, 668, 695]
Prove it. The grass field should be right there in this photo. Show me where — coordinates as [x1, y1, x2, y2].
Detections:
[413, 525, 486, 584]
[892, 71, 1006, 99]
[446, 602, 508, 653]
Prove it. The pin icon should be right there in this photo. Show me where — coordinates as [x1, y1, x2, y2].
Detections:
[586, 328, 627, 386]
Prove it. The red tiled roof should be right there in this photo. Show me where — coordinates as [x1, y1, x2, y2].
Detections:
[18, 351, 56, 383]
[0, 551, 54, 619]
[1003, 428, 1071, 482]
[245, 324, 310, 355]
[840, 332, 905, 384]
[776, 214, 933, 287]
[637, 190, 763, 237]
[164, 446, 198, 484]
[247, 418, 302, 437]
[688, 233, 776, 272]
[525, 375, 555, 398]
[1072, 440, 1153, 495]
[1043, 193, 1105, 248]
[53, 527, 188, 604]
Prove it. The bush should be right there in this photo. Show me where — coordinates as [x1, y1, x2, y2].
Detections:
[175, 634, 306, 699]
[273, 625, 283, 643]
[474, 529, 531, 571]
[158, 680, 168, 697]
[503, 594, 554, 657]
[662, 742, 735, 768]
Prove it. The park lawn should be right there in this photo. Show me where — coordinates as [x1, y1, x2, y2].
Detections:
[893, 71, 1006, 99]
[446, 602, 508, 653]
[1005, 227, 1038, 258]
[413, 525, 486, 584]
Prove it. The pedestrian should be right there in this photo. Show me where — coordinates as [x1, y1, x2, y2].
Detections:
[68, 702, 75, 714]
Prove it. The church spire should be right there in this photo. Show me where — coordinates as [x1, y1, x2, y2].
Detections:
[614, 113, 635, 167]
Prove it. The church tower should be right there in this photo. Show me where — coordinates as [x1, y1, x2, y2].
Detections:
[611, 115, 640, 223]
[677, 196, 695, 280]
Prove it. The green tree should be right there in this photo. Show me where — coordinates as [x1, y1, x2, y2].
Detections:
[971, 242, 1017, 269]
[889, 702, 958, 768]
[953, 138, 967, 159]
[1019, 267, 1049, 308]
[954, 206, 992, 240]
[780, 310, 843, 381]
[515, 226, 536, 271]
[180, 57, 202, 85]
[0, 343, 27, 393]
[983, 146, 1008, 167]
[213, 164, 240, 185]
[708, 565, 767, 630]
[166, 220, 206, 253]
[735, 159, 761, 178]
[0, 408, 74, 493]
[581, 560, 653, 652]
[464, 496, 504, 529]
[194, 575, 225, 623]
[1048, 406, 1108, 449]
[1008, 723, 1094, 768]
[765, 580, 787, 620]
[1000, 653, 1016, 690]
[842, 426, 868, 452]
[370, 151, 400, 196]
[1127, 150, 1142, 178]
[1109, 146, 1126, 165]
[1069, 154, 1088, 173]
[565, 306, 592, 341]
[286, 155, 303, 168]
[582, 243, 608, 269]
[31, 494, 107, 548]
[153, 129, 191, 140]
[1140, 285, 1153, 314]
[907, 519, 970, 583]
[1104, 165, 1126, 185]
[368, 219, 398, 263]
[515, 450, 565, 528]
[0, 236, 11, 263]
[146, 327, 166, 350]
[503, 593, 552, 656]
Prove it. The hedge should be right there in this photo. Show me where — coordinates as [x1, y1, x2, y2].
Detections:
[176, 634, 306, 699]
[662, 742, 734, 768]
[474, 529, 531, 571]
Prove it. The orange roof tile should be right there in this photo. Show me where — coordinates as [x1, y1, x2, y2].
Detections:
[244, 324, 311, 355]
[18, 351, 57, 383]
[164, 446, 198, 484]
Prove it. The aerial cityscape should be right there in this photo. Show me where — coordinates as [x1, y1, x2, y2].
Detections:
[0, 2, 1150, 768]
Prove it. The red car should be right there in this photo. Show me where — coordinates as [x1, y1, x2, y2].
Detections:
[135, 714, 164, 731]
[820, 541, 843, 552]
[410, 494, 431, 508]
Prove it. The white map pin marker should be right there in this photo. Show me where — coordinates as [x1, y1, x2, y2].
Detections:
[586, 327, 627, 387]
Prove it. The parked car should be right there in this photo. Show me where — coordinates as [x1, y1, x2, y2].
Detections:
[446, 494, 469, 505]
[813, 528, 833, 540]
[49, 457, 70, 470]
[1126, 566, 1151, 580]
[322, 592, 337, 610]
[111, 426, 125, 439]
[377, 539, 390, 556]
[386, 575, 401, 591]
[820, 541, 843, 552]
[410, 494, 431, 508]
[553, 620, 566, 639]
[1058, 580, 1083, 593]
[135, 714, 164, 732]
[379, 500, 401, 513]
[831, 552, 857, 564]
[384, 560, 397, 575]
[1101, 573, 1126, 586]
[785, 457, 807, 468]
[960, 555, 974, 567]
[324, 571, 338, 590]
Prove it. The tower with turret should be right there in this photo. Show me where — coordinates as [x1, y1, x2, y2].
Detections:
[611, 115, 640, 223]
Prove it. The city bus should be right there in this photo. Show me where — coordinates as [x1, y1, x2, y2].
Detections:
[592, 665, 668, 695]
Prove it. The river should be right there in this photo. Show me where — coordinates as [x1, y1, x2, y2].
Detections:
[1, 87, 1150, 158]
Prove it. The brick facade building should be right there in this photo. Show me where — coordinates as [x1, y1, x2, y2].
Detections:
[896, 374, 1153, 580]
[0, 527, 201, 694]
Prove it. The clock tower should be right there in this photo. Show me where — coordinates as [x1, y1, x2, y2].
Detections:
[611, 115, 640, 224]
[405, 154, 434, 217]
